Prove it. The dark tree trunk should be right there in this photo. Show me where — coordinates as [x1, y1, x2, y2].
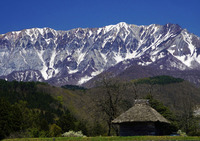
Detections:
[107, 121, 111, 136]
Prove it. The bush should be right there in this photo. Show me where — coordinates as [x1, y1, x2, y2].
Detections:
[49, 124, 62, 137]
[39, 130, 49, 137]
[177, 130, 187, 136]
[26, 128, 41, 138]
[89, 122, 106, 136]
[62, 130, 86, 137]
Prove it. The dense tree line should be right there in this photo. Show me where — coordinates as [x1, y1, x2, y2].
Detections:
[61, 85, 87, 91]
[132, 75, 184, 85]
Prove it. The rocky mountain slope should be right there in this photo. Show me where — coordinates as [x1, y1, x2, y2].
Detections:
[0, 22, 200, 86]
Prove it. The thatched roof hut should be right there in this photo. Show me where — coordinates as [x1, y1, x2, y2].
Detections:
[112, 99, 170, 136]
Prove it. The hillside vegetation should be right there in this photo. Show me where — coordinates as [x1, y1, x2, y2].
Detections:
[0, 80, 88, 139]
[1, 75, 200, 139]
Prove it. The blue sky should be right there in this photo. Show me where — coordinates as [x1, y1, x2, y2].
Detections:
[1, 0, 200, 36]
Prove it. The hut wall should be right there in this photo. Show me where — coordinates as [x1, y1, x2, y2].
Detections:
[119, 122, 157, 136]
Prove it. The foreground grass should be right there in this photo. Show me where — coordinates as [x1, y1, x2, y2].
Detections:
[3, 136, 200, 141]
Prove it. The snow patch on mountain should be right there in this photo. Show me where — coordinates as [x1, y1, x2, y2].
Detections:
[35, 50, 48, 80]
[68, 68, 78, 74]
[78, 75, 92, 85]
[77, 70, 103, 85]
[49, 48, 57, 68]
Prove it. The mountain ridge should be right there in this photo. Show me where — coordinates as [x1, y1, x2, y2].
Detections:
[0, 22, 200, 86]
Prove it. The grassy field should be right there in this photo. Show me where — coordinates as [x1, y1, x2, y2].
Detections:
[3, 136, 200, 141]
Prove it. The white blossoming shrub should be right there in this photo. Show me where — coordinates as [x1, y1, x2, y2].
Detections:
[62, 130, 86, 137]
[177, 130, 187, 136]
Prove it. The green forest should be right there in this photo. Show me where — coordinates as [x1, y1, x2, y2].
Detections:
[0, 80, 87, 139]
[1, 75, 200, 139]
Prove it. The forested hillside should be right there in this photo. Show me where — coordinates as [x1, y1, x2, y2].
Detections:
[1, 75, 200, 139]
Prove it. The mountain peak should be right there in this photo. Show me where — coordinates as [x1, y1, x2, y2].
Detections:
[103, 22, 129, 33]
[164, 23, 182, 30]
[116, 22, 128, 27]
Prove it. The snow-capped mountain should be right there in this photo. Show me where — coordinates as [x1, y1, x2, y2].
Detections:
[0, 22, 200, 86]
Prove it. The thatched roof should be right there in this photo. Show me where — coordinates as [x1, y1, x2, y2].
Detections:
[112, 99, 170, 124]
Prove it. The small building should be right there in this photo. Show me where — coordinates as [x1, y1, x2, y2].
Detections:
[112, 99, 170, 136]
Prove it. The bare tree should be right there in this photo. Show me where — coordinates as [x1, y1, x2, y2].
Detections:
[94, 74, 127, 136]
[178, 95, 199, 134]
[131, 82, 139, 99]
